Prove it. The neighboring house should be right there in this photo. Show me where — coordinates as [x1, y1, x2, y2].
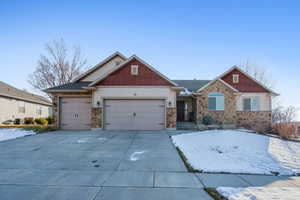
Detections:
[45, 52, 278, 131]
[0, 81, 52, 124]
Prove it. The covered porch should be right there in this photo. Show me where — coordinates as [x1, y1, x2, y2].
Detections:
[176, 95, 197, 123]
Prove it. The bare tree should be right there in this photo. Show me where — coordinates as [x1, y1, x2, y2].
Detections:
[272, 105, 298, 123]
[28, 38, 87, 94]
[238, 60, 274, 89]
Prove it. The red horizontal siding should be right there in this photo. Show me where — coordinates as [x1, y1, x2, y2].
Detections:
[97, 58, 173, 86]
[221, 69, 269, 92]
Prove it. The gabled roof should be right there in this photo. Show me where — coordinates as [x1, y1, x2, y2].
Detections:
[0, 81, 51, 106]
[44, 81, 92, 92]
[197, 66, 279, 95]
[197, 78, 239, 93]
[172, 80, 211, 92]
[88, 55, 178, 87]
[72, 51, 127, 83]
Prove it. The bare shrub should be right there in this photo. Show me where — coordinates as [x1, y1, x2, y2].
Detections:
[272, 123, 297, 140]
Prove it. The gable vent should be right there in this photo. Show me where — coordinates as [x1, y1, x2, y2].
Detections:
[131, 64, 139, 75]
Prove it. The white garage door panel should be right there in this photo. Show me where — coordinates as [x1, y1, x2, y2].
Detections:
[60, 98, 91, 130]
[104, 100, 165, 130]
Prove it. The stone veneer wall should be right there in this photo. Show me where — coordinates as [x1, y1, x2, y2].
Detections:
[196, 80, 238, 124]
[52, 95, 59, 129]
[196, 80, 272, 131]
[166, 107, 176, 129]
[91, 107, 102, 129]
[236, 111, 272, 132]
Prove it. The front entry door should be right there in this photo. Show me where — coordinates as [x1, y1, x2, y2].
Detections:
[177, 101, 185, 121]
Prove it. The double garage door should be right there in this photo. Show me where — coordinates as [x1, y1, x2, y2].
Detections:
[60, 97, 91, 130]
[104, 99, 165, 130]
[60, 98, 165, 130]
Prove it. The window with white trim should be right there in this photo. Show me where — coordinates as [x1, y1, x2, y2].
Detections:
[131, 64, 139, 75]
[18, 101, 25, 113]
[208, 93, 225, 111]
[232, 74, 239, 83]
[243, 96, 260, 111]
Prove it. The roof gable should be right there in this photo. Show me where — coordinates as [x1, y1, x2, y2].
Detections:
[197, 78, 239, 93]
[221, 68, 268, 92]
[73, 52, 127, 82]
[220, 66, 278, 94]
[197, 66, 278, 95]
[90, 56, 178, 87]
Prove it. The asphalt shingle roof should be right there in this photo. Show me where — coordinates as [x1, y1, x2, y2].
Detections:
[45, 80, 211, 93]
[45, 82, 92, 91]
[0, 81, 51, 106]
[172, 80, 211, 92]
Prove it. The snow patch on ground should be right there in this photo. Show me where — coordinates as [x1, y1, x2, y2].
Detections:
[130, 151, 147, 161]
[172, 130, 300, 175]
[217, 187, 300, 200]
[97, 137, 107, 141]
[77, 138, 88, 143]
[0, 128, 36, 142]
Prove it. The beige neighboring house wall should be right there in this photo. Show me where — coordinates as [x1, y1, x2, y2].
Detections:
[81, 56, 126, 82]
[0, 96, 50, 123]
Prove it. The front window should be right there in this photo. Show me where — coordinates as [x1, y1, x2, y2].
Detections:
[208, 93, 224, 111]
[243, 96, 260, 111]
[243, 98, 251, 111]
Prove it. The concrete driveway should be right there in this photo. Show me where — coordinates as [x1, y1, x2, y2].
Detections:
[0, 130, 213, 200]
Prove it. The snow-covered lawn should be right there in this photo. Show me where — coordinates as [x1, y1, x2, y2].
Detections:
[217, 187, 300, 200]
[0, 128, 36, 142]
[172, 130, 300, 175]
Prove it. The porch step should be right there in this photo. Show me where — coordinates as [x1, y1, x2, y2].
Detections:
[176, 122, 198, 130]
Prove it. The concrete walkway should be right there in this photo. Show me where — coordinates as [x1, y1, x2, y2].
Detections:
[0, 130, 299, 200]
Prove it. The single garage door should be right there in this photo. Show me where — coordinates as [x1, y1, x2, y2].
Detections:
[104, 99, 165, 130]
[60, 97, 91, 130]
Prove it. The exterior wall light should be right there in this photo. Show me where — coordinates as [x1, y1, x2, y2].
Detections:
[97, 101, 101, 107]
[168, 101, 172, 107]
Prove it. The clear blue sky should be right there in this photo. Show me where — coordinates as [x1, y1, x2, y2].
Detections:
[1, 0, 300, 119]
